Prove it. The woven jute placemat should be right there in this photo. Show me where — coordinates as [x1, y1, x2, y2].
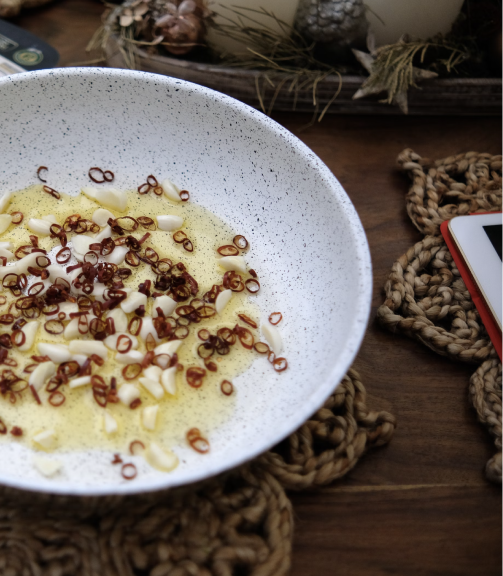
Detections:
[0, 368, 396, 575]
[378, 148, 502, 483]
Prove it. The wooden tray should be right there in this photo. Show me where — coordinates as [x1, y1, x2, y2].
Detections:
[105, 36, 502, 116]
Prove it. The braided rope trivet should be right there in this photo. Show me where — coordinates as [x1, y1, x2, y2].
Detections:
[378, 148, 502, 482]
[0, 368, 396, 576]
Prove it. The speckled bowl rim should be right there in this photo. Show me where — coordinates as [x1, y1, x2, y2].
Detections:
[0, 67, 372, 496]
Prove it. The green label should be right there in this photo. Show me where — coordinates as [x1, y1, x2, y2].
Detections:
[13, 48, 43, 66]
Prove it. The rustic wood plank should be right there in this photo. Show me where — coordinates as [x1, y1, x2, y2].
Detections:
[290, 486, 502, 576]
[3, 4, 502, 575]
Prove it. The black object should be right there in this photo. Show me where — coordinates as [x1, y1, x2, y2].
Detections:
[483, 224, 502, 260]
[0, 18, 59, 76]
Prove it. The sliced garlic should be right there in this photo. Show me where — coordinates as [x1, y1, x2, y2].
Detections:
[41, 214, 58, 224]
[0, 213, 11, 234]
[58, 301, 79, 316]
[16, 252, 42, 274]
[33, 429, 57, 451]
[0, 242, 12, 250]
[0, 264, 17, 280]
[0, 192, 12, 214]
[71, 354, 88, 366]
[139, 316, 160, 344]
[161, 178, 181, 202]
[215, 289, 232, 314]
[261, 322, 283, 356]
[29, 361, 56, 391]
[69, 375, 91, 389]
[218, 256, 247, 273]
[92, 208, 114, 227]
[114, 350, 144, 365]
[161, 366, 177, 395]
[142, 405, 159, 431]
[103, 411, 118, 435]
[117, 383, 140, 406]
[147, 442, 178, 471]
[83, 187, 127, 212]
[104, 332, 139, 351]
[46, 264, 67, 283]
[104, 245, 128, 266]
[120, 291, 148, 314]
[93, 224, 112, 243]
[71, 234, 94, 255]
[106, 308, 128, 333]
[156, 215, 184, 231]
[154, 340, 182, 356]
[0, 248, 14, 261]
[139, 377, 164, 400]
[33, 455, 61, 477]
[69, 340, 108, 359]
[27, 218, 52, 236]
[37, 343, 71, 364]
[63, 318, 81, 340]
[143, 365, 162, 382]
[18, 321, 39, 351]
[153, 295, 177, 318]
[81, 186, 98, 200]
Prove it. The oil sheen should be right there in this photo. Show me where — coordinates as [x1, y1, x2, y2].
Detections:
[0, 185, 260, 456]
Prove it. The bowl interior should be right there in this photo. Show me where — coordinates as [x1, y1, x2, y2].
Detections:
[0, 68, 371, 495]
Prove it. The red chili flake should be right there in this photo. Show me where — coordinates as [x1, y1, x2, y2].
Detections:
[111, 453, 123, 465]
[234, 324, 254, 349]
[254, 342, 270, 354]
[0, 419, 6, 434]
[182, 239, 193, 252]
[11, 330, 26, 347]
[186, 367, 206, 388]
[147, 175, 158, 187]
[121, 463, 137, 480]
[233, 235, 248, 250]
[268, 312, 283, 325]
[89, 167, 114, 183]
[129, 398, 142, 410]
[129, 440, 145, 455]
[221, 380, 234, 395]
[10, 426, 23, 437]
[37, 166, 48, 183]
[11, 212, 23, 225]
[217, 245, 239, 256]
[186, 428, 210, 453]
[179, 190, 190, 202]
[238, 314, 258, 329]
[48, 391, 66, 406]
[273, 357, 288, 372]
[245, 278, 260, 294]
[30, 385, 41, 405]
[122, 363, 142, 381]
[141, 351, 155, 369]
[43, 185, 60, 199]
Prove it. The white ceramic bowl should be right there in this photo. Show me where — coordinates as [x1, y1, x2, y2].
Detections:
[0, 68, 371, 495]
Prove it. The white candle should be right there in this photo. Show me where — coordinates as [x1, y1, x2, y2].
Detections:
[364, 0, 464, 47]
[207, 0, 300, 55]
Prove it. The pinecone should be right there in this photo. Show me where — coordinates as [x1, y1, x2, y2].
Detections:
[150, 0, 209, 55]
[295, 0, 368, 45]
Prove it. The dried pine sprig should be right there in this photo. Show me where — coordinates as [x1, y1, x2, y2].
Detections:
[364, 37, 471, 105]
[211, 5, 342, 121]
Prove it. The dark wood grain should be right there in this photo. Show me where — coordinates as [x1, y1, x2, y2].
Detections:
[5, 4, 503, 575]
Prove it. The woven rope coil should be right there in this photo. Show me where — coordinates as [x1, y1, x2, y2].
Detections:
[397, 148, 502, 236]
[0, 369, 396, 576]
[379, 148, 502, 482]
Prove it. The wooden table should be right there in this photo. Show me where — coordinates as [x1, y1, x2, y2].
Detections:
[10, 2, 503, 574]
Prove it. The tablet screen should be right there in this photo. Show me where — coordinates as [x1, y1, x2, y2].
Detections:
[483, 225, 502, 260]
